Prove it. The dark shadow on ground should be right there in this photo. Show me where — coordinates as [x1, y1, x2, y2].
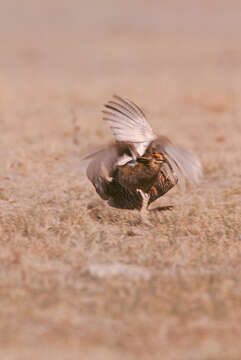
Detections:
[150, 205, 174, 212]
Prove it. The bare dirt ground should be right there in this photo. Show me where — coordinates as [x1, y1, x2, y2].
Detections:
[0, 1, 240, 359]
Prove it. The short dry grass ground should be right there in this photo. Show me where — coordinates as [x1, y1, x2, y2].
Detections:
[0, 1, 241, 359]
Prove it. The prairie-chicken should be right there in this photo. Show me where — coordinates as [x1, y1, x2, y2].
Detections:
[84, 95, 202, 221]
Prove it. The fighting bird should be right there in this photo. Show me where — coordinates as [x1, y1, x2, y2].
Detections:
[84, 95, 202, 221]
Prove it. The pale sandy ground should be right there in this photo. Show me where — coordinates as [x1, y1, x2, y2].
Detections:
[0, 1, 241, 359]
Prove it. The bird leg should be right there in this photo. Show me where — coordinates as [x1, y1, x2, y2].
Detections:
[137, 189, 151, 224]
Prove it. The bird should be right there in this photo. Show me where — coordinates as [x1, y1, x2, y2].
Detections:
[84, 94, 202, 222]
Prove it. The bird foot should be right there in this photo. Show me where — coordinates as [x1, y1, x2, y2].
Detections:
[140, 209, 152, 226]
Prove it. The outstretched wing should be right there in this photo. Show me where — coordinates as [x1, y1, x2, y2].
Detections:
[84, 142, 132, 200]
[103, 95, 156, 156]
[150, 137, 203, 190]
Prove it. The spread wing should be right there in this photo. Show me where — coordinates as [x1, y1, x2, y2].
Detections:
[84, 143, 132, 200]
[103, 95, 156, 156]
[84, 143, 127, 178]
[150, 137, 203, 190]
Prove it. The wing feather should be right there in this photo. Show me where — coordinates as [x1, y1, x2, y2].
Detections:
[103, 95, 156, 147]
[164, 143, 203, 188]
[150, 137, 203, 190]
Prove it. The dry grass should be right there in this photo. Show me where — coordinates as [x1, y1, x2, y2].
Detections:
[0, 1, 241, 359]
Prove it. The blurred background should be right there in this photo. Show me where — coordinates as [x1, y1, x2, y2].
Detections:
[1, 1, 241, 138]
[1, 0, 241, 149]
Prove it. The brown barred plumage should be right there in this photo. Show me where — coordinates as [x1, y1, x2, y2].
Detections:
[84, 95, 202, 222]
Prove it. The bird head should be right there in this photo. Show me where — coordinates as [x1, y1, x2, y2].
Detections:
[137, 152, 167, 165]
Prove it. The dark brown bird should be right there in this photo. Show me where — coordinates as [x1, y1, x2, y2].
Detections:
[84, 95, 202, 221]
